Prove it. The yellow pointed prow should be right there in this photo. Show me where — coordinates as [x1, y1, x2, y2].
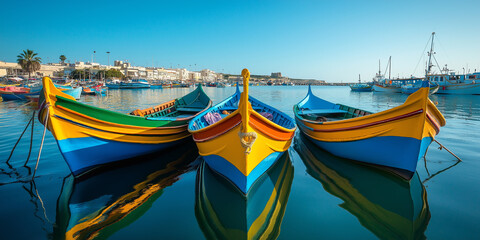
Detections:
[240, 68, 250, 133]
[42, 76, 76, 102]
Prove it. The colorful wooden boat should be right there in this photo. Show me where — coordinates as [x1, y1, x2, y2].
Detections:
[295, 134, 430, 239]
[54, 142, 199, 239]
[196, 152, 293, 240]
[294, 81, 445, 179]
[38, 76, 211, 175]
[0, 86, 39, 101]
[188, 69, 296, 194]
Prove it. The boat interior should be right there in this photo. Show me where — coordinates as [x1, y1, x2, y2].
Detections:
[296, 89, 372, 122]
[189, 89, 296, 130]
[130, 85, 211, 119]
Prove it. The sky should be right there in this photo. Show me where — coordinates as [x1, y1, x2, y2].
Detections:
[1, 0, 479, 82]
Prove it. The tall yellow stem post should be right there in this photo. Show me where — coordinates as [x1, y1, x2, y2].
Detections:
[241, 68, 250, 133]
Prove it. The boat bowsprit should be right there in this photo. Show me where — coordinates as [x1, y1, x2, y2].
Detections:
[38, 76, 212, 175]
[294, 81, 445, 179]
[188, 69, 296, 194]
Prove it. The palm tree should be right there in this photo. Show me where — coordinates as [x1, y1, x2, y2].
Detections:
[17, 49, 42, 78]
[59, 55, 66, 64]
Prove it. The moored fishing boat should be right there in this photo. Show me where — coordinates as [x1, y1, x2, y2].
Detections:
[295, 134, 430, 239]
[294, 81, 445, 179]
[427, 72, 480, 95]
[196, 152, 293, 239]
[0, 86, 40, 101]
[60, 86, 82, 99]
[82, 84, 106, 96]
[188, 69, 296, 194]
[372, 80, 403, 93]
[401, 81, 439, 95]
[38, 76, 212, 175]
[350, 74, 372, 92]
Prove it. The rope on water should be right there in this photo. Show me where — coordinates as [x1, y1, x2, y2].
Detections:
[434, 139, 462, 162]
[6, 112, 34, 163]
[238, 127, 257, 154]
[24, 110, 35, 166]
[32, 106, 49, 180]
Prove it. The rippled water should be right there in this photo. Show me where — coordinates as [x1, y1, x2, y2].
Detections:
[0, 86, 479, 239]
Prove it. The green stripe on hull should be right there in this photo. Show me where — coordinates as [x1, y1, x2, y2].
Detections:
[55, 96, 181, 127]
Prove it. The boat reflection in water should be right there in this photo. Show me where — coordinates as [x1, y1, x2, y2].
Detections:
[53, 142, 199, 240]
[294, 134, 430, 239]
[195, 152, 293, 240]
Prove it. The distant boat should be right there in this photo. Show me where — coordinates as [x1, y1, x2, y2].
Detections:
[82, 84, 106, 96]
[401, 79, 439, 95]
[196, 152, 293, 240]
[62, 87, 83, 99]
[295, 134, 430, 239]
[188, 69, 296, 194]
[421, 32, 480, 95]
[427, 72, 480, 95]
[39, 77, 212, 176]
[216, 82, 226, 88]
[106, 79, 150, 89]
[350, 74, 372, 92]
[372, 78, 405, 93]
[294, 82, 445, 179]
[0, 86, 40, 101]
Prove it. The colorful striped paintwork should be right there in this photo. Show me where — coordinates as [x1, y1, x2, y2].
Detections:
[188, 69, 296, 194]
[39, 77, 211, 175]
[294, 82, 445, 179]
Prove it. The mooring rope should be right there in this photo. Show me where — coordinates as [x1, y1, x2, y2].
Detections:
[32, 106, 49, 180]
[434, 139, 462, 162]
[6, 112, 34, 163]
[24, 110, 35, 166]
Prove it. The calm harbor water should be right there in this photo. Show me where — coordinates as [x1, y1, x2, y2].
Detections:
[0, 86, 479, 239]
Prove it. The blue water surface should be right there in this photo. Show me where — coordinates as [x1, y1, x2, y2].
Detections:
[0, 86, 479, 239]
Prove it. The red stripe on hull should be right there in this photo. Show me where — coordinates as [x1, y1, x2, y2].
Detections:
[249, 114, 295, 141]
[192, 114, 242, 142]
[308, 109, 424, 132]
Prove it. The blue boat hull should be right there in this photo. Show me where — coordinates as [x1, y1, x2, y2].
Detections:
[0, 92, 40, 101]
[301, 132, 432, 179]
[350, 88, 372, 92]
[62, 87, 82, 99]
[203, 151, 284, 194]
[436, 83, 480, 95]
[56, 136, 186, 175]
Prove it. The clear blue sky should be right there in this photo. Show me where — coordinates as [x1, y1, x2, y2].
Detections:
[1, 0, 479, 82]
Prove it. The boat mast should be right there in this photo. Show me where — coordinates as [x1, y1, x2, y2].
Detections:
[388, 56, 392, 79]
[359, 74, 361, 83]
[378, 59, 381, 75]
[426, 32, 435, 76]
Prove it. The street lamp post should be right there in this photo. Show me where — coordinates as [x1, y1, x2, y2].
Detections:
[106, 51, 110, 67]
